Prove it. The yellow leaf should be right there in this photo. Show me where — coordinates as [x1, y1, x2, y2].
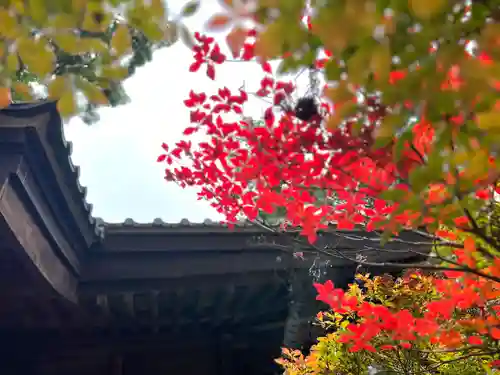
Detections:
[48, 77, 68, 100]
[50, 14, 78, 29]
[11, 0, 25, 15]
[150, 0, 166, 19]
[76, 78, 109, 105]
[325, 112, 342, 131]
[326, 102, 358, 131]
[0, 9, 19, 39]
[226, 26, 247, 58]
[28, 0, 47, 23]
[101, 66, 129, 80]
[376, 113, 402, 139]
[323, 81, 353, 103]
[82, 4, 109, 33]
[259, 0, 280, 6]
[32, 49, 55, 77]
[57, 91, 77, 118]
[111, 24, 132, 57]
[127, 4, 147, 29]
[382, 15, 396, 35]
[347, 47, 371, 85]
[205, 13, 233, 31]
[371, 43, 392, 83]
[18, 37, 55, 77]
[53, 34, 82, 54]
[6, 53, 19, 73]
[464, 151, 489, 180]
[476, 111, 500, 131]
[79, 38, 108, 54]
[17, 37, 37, 58]
[409, 0, 447, 20]
[141, 20, 164, 42]
[480, 23, 500, 51]
[0, 42, 5, 60]
[311, 10, 349, 53]
[452, 150, 471, 166]
[254, 21, 284, 61]
[72, 0, 86, 13]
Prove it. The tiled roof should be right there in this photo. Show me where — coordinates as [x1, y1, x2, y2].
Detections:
[96, 218, 249, 227]
[1, 101, 100, 237]
[94, 218, 265, 234]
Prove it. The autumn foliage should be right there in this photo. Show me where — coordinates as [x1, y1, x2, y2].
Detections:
[0, 0, 201, 117]
[157, 0, 500, 373]
[278, 270, 500, 374]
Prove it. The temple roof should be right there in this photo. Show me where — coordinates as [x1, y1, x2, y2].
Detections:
[0, 101, 100, 240]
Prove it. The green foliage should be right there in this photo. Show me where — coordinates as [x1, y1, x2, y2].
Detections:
[236, 0, 500, 239]
[0, 0, 200, 121]
[277, 272, 498, 375]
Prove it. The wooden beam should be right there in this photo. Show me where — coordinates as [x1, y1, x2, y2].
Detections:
[99, 226, 429, 256]
[0, 181, 78, 302]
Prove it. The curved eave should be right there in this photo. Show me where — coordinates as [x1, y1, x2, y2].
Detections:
[0, 101, 100, 249]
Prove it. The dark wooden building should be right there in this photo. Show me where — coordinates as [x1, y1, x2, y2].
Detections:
[0, 102, 427, 374]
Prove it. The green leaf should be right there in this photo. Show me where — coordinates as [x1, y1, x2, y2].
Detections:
[376, 113, 403, 139]
[254, 20, 285, 60]
[179, 23, 195, 49]
[426, 149, 444, 179]
[380, 188, 407, 203]
[347, 47, 371, 85]
[408, 166, 429, 193]
[476, 111, 500, 131]
[373, 135, 392, 150]
[370, 43, 392, 83]
[277, 57, 300, 75]
[28, 0, 48, 24]
[111, 24, 132, 56]
[324, 60, 342, 82]
[57, 90, 77, 118]
[409, 0, 447, 20]
[393, 127, 413, 162]
[482, 363, 493, 375]
[375, 0, 391, 15]
[181, 1, 200, 17]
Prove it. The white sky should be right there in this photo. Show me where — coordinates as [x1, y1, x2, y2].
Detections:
[64, 0, 308, 224]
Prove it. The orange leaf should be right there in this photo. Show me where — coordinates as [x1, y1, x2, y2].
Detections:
[491, 327, 500, 340]
[206, 13, 232, 31]
[0, 87, 11, 108]
[226, 26, 247, 58]
[464, 236, 476, 252]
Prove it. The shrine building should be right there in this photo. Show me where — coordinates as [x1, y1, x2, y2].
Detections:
[0, 102, 428, 374]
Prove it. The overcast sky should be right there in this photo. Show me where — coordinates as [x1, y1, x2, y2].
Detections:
[64, 0, 307, 224]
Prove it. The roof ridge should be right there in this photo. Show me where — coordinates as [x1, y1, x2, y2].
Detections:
[95, 217, 252, 227]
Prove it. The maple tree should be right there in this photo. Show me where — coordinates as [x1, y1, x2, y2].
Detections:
[157, 0, 500, 372]
[0, 0, 201, 119]
[278, 270, 499, 374]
